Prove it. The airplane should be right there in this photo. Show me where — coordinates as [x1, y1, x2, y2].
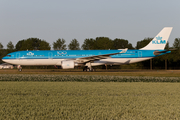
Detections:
[2, 27, 173, 72]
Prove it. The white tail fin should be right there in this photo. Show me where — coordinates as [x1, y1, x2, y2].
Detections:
[140, 27, 173, 50]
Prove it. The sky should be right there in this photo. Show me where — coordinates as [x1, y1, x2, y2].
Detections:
[1, 0, 180, 49]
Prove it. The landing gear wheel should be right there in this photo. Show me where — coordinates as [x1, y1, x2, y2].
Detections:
[18, 68, 22, 72]
[83, 66, 95, 72]
[83, 66, 88, 72]
[87, 68, 90, 72]
[83, 68, 86, 71]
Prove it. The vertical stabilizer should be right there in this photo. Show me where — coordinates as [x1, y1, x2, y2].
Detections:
[140, 27, 173, 50]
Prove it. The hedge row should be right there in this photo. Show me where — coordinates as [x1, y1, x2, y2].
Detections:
[0, 74, 180, 82]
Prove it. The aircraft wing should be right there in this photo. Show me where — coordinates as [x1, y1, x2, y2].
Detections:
[76, 48, 128, 61]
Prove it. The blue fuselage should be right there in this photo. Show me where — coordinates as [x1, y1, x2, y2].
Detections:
[2, 50, 168, 59]
[2, 49, 170, 66]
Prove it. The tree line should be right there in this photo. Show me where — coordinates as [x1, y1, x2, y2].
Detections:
[1, 37, 180, 69]
[0, 37, 134, 51]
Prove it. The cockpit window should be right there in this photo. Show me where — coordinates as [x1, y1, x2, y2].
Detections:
[6, 55, 11, 57]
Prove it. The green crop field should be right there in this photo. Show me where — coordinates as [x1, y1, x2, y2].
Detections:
[1, 82, 180, 119]
[1, 70, 180, 119]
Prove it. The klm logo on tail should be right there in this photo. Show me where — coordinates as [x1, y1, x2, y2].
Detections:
[152, 36, 166, 44]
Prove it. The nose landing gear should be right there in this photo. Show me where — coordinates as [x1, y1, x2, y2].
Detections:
[17, 65, 22, 72]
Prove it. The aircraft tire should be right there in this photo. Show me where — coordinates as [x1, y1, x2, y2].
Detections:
[83, 68, 87, 72]
[90, 69, 95, 72]
[87, 68, 90, 72]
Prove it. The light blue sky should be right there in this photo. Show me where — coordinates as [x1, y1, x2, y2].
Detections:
[1, 0, 180, 49]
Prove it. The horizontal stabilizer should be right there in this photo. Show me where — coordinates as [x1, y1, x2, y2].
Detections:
[153, 50, 170, 55]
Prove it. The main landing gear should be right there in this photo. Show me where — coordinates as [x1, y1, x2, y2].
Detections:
[83, 66, 95, 72]
[83, 66, 94, 72]
[83, 62, 95, 72]
[17, 65, 22, 72]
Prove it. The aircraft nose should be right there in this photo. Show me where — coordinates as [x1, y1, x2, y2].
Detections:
[2, 57, 5, 62]
[2, 56, 7, 62]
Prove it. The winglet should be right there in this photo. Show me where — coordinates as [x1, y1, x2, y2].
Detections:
[119, 48, 128, 53]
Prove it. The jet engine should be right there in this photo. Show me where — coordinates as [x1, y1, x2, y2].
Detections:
[61, 60, 85, 69]
[61, 60, 74, 69]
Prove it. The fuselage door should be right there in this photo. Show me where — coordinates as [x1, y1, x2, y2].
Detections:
[138, 51, 142, 57]
[16, 53, 20, 59]
[48, 52, 53, 59]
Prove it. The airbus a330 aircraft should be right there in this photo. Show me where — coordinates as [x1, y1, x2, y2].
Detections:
[2, 27, 173, 71]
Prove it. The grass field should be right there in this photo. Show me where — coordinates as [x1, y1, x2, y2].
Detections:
[1, 69, 180, 119]
[1, 82, 180, 119]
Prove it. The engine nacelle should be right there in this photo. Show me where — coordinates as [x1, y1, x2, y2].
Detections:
[60, 60, 85, 69]
[61, 61, 75, 69]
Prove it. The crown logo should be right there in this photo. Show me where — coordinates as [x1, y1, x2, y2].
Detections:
[27, 52, 34, 55]
[152, 36, 166, 44]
